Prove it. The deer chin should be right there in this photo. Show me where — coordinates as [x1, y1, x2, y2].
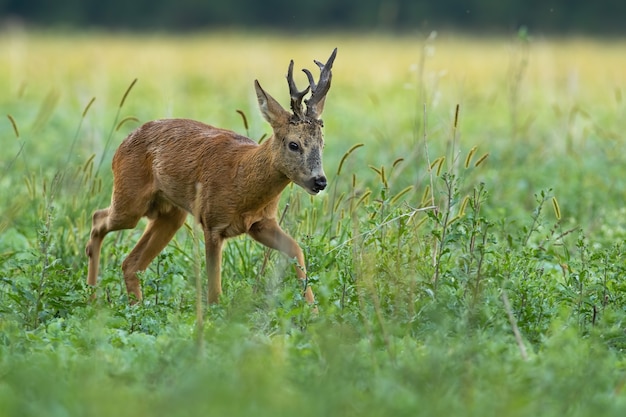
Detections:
[294, 180, 320, 195]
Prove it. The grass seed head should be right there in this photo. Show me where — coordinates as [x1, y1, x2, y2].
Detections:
[459, 195, 470, 217]
[7, 114, 20, 138]
[115, 116, 140, 131]
[551, 196, 561, 220]
[429, 156, 445, 176]
[337, 143, 364, 176]
[421, 185, 431, 207]
[390, 186, 414, 205]
[465, 146, 477, 169]
[82, 97, 96, 118]
[119, 78, 138, 108]
[474, 153, 489, 167]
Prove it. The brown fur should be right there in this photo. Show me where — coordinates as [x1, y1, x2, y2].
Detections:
[86, 54, 336, 306]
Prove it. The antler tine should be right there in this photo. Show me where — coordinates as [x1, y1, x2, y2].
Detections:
[304, 47, 337, 119]
[287, 59, 310, 119]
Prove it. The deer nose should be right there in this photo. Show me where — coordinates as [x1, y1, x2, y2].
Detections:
[313, 176, 327, 192]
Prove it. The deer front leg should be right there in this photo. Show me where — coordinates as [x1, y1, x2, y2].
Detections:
[248, 219, 315, 305]
[204, 231, 224, 304]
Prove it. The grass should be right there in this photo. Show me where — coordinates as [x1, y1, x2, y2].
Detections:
[1, 29, 626, 416]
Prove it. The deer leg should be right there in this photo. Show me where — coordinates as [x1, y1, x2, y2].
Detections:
[248, 219, 315, 304]
[121, 207, 187, 303]
[203, 231, 224, 304]
[86, 208, 111, 287]
[86, 206, 143, 287]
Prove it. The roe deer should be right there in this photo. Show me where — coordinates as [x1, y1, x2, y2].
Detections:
[86, 48, 337, 306]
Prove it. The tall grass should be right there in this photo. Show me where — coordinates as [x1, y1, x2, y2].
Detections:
[1, 30, 626, 416]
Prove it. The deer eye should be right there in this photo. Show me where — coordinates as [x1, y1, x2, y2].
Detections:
[288, 142, 300, 151]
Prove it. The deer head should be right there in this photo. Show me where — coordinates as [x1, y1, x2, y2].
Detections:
[254, 48, 337, 195]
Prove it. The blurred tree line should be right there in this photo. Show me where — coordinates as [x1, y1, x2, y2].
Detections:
[0, 0, 623, 34]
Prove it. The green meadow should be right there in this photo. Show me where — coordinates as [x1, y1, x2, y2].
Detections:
[1, 30, 626, 416]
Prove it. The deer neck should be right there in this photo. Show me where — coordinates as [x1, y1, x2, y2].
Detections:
[238, 136, 290, 206]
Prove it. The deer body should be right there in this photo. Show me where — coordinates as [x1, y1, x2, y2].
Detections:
[115, 119, 288, 235]
[86, 49, 337, 306]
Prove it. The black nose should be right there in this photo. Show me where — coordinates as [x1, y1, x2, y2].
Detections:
[313, 176, 327, 192]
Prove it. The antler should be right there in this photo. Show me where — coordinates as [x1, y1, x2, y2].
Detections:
[285, 48, 337, 121]
[287, 59, 310, 119]
[304, 47, 337, 120]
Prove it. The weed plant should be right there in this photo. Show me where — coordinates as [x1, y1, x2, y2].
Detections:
[1, 30, 625, 416]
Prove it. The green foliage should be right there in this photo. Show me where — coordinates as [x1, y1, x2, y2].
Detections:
[1, 33, 626, 416]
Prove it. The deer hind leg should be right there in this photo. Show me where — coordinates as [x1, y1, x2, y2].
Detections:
[121, 207, 187, 303]
[86, 206, 144, 288]
[86, 175, 157, 290]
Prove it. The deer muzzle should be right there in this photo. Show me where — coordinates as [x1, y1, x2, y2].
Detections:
[306, 175, 327, 194]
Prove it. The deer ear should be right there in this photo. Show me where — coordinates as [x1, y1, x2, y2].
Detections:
[255, 80, 290, 127]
